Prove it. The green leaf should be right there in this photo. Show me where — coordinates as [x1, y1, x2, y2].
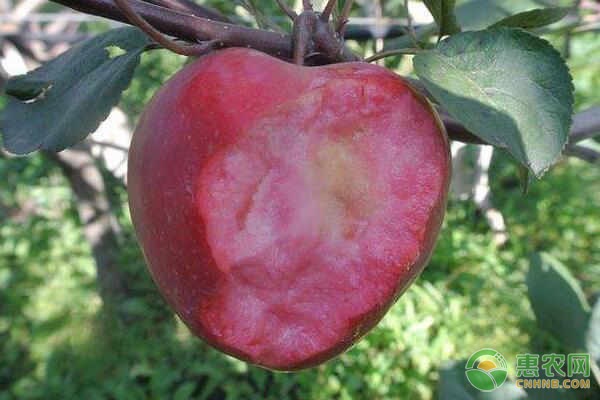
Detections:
[456, 0, 542, 31]
[413, 28, 574, 177]
[489, 7, 570, 30]
[422, 0, 461, 36]
[0, 27, 151, 154]
[527, 253, 591, 350]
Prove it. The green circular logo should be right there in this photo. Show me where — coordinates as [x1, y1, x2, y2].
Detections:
[465, 348, 508, 392]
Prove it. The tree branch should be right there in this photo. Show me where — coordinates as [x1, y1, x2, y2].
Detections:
[440, 107, 600, 158]
[569, 106, 600, 142]
[51, 0, 293, 57]
[564, 144, 600, 163]
[50, 0, 358, 62]
[441, 115, 486, 144]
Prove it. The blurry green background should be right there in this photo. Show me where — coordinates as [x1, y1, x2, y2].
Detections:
[1, 1, 599, 399]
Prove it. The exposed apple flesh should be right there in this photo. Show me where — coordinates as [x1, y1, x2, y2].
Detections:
[128, 48, 450, 370]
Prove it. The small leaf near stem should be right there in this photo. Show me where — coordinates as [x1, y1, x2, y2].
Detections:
[365, 48, 420, 62]
[240, 0, 285, 32]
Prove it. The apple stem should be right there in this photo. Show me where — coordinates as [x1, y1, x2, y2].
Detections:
[292, 11, 318, 65]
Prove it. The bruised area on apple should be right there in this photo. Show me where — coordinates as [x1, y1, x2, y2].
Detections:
[128, 48, 450, 370]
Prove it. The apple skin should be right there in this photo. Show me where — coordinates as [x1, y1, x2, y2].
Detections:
[128, 48, 450, 371]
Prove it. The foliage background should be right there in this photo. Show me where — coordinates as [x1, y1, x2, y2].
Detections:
[1, 1, 599, 399]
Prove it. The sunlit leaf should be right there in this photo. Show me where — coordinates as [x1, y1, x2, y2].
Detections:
[414, 28, 574, 176]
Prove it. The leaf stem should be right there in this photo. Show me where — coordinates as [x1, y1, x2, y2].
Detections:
[364, 48, 420, 62]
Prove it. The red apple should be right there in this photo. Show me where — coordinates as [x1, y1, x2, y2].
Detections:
[128, 48, 450, 370]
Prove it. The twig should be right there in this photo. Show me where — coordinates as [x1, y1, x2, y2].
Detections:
[114, 0, 217, 56]
[275, 0, 297, 20]
[321, 0, 338, 22]
[441, 116, 486, 144]
[87, 139, 130, 153]
[440, 107, 600, 161]
[9, 0, 46, 22]
[364, 47, 419, 62]
[564, 144, 600, 163]
[336, 0, 354, 34]
[238, 0, 284, 33]
[569, 106, 600, 142]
